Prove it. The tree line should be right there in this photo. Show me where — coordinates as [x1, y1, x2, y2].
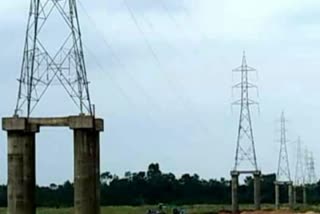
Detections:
[0, 163, 319, 207]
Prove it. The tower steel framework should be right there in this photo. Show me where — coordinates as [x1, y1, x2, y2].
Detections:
[295, 137, 304, 186]
[230, 52, 261, 214]
[275, 112, 293, 209]
[293, 137, 307, 206]
[276, 112, 291, 182]
[14, 0, 92, 117]
[3, 1, 103, 214]
[232, 52, 259, 171]
[305, 151, 317, 185]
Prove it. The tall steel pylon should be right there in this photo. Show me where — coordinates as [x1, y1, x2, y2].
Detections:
[294, 137, 304, 186]
[276, 112, 291, 182]
[14, 0, 93, 117]
[305, 151, 317, 184]
[232, 51, 259, 171]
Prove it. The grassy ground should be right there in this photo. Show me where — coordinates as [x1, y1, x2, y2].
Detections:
[0, 204, 315, 214]
[0, 205, 228, 214]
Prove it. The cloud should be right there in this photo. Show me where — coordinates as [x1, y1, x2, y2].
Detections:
[189, 0, 320, 41]
[1, 0, 320, 185]
[103, 0, 186, 14]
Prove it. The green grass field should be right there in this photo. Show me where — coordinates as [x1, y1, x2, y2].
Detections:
[0, 204, 317, 214]
[0, 205, 231, 214]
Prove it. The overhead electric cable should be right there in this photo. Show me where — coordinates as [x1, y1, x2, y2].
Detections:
[122, 0, 212, 138]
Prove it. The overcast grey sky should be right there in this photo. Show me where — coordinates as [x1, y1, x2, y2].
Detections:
[1, 0, 320, 185]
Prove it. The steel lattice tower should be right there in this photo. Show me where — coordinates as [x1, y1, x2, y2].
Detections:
[232, 51, 259, 171]
[309, 153, 317, 184]
[305, 151, 317, 184]
[294, 137, 304, 186]
[276, 112, 291, 182]
[14, 0, 93, 117]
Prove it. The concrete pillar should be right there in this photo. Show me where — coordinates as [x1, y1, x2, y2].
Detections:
[254, 171, 261, 210]
[231, 171, 239, 214]
[293, 186, 297, 208]
[71, 116, 103, 214]
[74, 129, 101, 214]
[303, 185, 307, 206]
[288, 182, 294, 209]
[3, 118, 38, 214]
[275, 183, 279, 209]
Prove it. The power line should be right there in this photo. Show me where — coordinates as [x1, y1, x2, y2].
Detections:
[157, 0, 201, 56]
[78, 0, 212, 141]
[161, 0, 228, 71]
[83, 45, 135, 109]
[77, 1, 163, 119]
[83, 43, 166, 132]
[138, 10, 184, 61]
[122, 0, 212, 138]
[157, 0, 181, 29]
[156, 0, 226, 96]
[122, 0, 164, 68]
[180, 0, 210, 41]
[77, 1, 196, 143]
[79, 1, 169, 133]
[157, 0, 207, 51]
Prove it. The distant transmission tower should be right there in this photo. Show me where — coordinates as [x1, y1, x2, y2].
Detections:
[276, 112, 291, 182]
[232, 51, 259, 171]
[14, 0, 93, 117]
[305, 151, 317, 184]
[294, 137, 304, 186]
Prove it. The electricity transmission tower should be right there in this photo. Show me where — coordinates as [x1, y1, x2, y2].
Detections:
[293, 137, 306, 206]
[294, 137, 304, 186]
[274, 112, 294, 209]
[276, 112, 291, 182]
[14, 0, 93, 117]
[230, 52, 261, 213]
[305, 151, 317, 184]
[232, 51, 259, 171]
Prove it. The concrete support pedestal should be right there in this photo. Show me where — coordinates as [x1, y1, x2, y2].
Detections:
[231, 171, 239, 214]
[73, 129, 101, 214]
[275, 183, 279, 209]
[293, 186, 296, 208]
[275, 181, 294, 210]
[2, 116, 104, 214]
[288, 182, 294, 209]
[3, 118, 39, 214]
[303, 185, 307, 206]
[254, 171, 261, 210]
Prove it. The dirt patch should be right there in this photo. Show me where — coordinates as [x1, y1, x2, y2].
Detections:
[218, 210, 320, 214]
[241, 211, 292, 214]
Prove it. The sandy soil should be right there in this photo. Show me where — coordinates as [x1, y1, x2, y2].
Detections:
[249, 211, 316, 214]
[220, 210, 320, 214]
